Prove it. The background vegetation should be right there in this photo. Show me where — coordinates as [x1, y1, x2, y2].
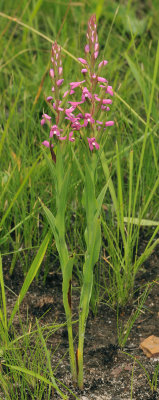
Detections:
[0, 0, 159, 398]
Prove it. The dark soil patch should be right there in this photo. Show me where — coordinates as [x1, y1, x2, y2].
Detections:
[1, 244, 159, 400]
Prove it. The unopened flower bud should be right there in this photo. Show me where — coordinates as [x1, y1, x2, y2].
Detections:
[50, 69, 54, 78]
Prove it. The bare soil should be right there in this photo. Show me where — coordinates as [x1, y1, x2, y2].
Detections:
[1, 242, 159, 400]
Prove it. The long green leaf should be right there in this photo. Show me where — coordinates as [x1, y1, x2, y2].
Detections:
[8, 231, 51, 327]
[125, 54, 148, 112]
[0, 254, 7, 330]
[131, 40, 159, 224]
[124, 217, 159, 226]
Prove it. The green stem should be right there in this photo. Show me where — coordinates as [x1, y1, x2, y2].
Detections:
[63, 298, 77, 383]
[60, 248, 77, 383]
[77, 309, 85, 389]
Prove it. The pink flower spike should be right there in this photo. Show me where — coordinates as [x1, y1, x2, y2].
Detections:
[92, 73, 97, 79]
[42, 141, 53, 148]
[101, 105, 106, 110]
[57, 79, 64, 86]
[98, 60, 108, 69]
[78, 57, 87, 64]
[41, 119, 45, 126]
[52, 87, 55, 92]
[87, 137, 99, 151]
[43, 113, 51, 120]
[70, 80, 85, 89]
[81, 68, 88, 74]
[69, 132, 75, 142]
[85, 44, 89, 53]
[103, 99, 112, 104]
[47, 96, 53, 101]
[70, 89, 75, 95]
[105, 121, 114, 127]
[97, 77, 107, 83]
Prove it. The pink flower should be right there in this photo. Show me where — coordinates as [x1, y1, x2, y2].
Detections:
[69, 131, 75, 142]
[59, 135, 67, 141]
[70, 80, 85, 89]
[50, 69, 54, 78]
[68, 101, 84, 106]
[63, 90, 69, 98]
[97, 77, 107, 83]
[94, 94, 101, 102]
[42, 141, 53, 148]
[65, 106, 76, 116]
[98, 60, 108, 68]
[53, 102, 64, 111]
[63, 89, 75, 98]
[105, 121, 114, 127]
[42, 113, 51, 121]
[47, 96, 53, 101]
[84, 113, 95, 126]
[82, 87, 92, 101]
[85, 44, 89, 53]
[65, 108, 76, 122]
[58, 67, 63, 75]
[81, 68, 88, 74]
[106, 86, 114, 96]
[78, 58, 87, 64]
[57, 79, 64, 86]
[87, 137, 99, 151]
[102, 99, 112, 104]
[41, 119, 45, 126]
[96, 120, 103, 125]
[101, 105, 110, 111]
[94, 51, 99, 59]
[76, 113, 83, 119]
[50, 125, 60, 137]
[71, 119, 82, 130]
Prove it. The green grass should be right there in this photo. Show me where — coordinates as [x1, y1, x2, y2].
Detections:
[0, 317, 79, 399]
[0, 0, 159, 395]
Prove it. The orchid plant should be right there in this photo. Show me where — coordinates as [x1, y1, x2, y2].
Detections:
[40, 15, 114, 389]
